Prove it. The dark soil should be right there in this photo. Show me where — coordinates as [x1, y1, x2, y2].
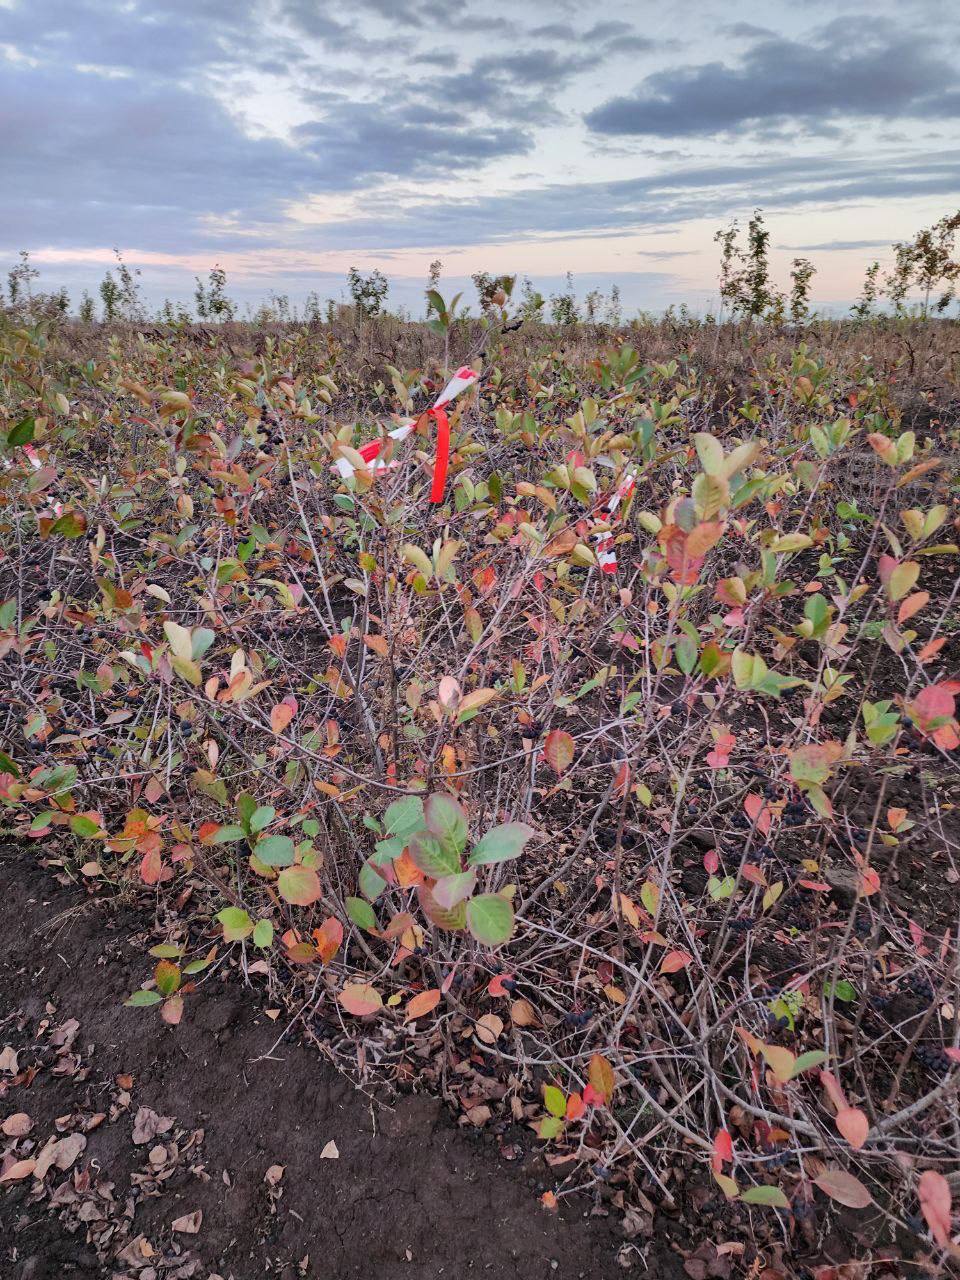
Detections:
[0, 846, 683, 1280]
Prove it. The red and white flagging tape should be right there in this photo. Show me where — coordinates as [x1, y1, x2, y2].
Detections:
[592, 467, 637, 574]
[333, 366, 479, 504]
[566, 449, 637, 575]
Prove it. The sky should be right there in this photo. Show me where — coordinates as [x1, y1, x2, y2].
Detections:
[1, 0, 959, 316]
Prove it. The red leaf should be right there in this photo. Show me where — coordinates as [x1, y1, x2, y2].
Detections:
[487, 973, 514, 997]
[661, 950, 693, 974]
[712, 1128, 733, 1172]
[744, 793, 771, 835]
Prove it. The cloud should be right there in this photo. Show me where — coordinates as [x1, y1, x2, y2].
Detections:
[293, 99, 532, 184]
[0, 60, 316, 248]
[283, 149, 960, 250]
[0, 0, 259, 74]
[586, 23, 960, 138]
[776, 240, 891, 251]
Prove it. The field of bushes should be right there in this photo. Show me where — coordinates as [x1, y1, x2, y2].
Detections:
[1, 301, 959, 1275]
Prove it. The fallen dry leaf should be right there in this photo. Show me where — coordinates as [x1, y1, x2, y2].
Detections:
[33, 1132, 86, 1180]
[475, 1013, 504, 1045]
[132, 1106, 175, 1145]
[264, 1163, 285, 1184]
[172, 1209, 203, 1234]
[0, 1159, 36, 1184]
[510, 998, 539, 1027]
[319, 1140, 339, 1159]
[1, 1112, 33, 1138]
[0, 1047, 19, 1074]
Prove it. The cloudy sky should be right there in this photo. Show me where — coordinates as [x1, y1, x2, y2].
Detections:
[2, 0, 959, 315]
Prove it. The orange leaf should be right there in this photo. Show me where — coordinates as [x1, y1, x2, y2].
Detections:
[918, 1169, 953, 1247]
[543, 729, 574, 775]
[835, 1107, 869, 1150]
[661, 950, 693, 974]
[859, 867, 880, 897]
[338, 983, 382, 1016]
[587, 1052, 615, 1105]
[819, 1069, 848, 1112]
[918, 637, 947, 663]
[270, 696, 298, 735]
[312, 917, 343, 964]
[394, 847, 425, 888]
[140, 847, 163, 885]
[405, 988, 441, 1021]
[565, 1092, 585, 1122]
[744, 793, 772, 835]
[897, 591, 929, 625]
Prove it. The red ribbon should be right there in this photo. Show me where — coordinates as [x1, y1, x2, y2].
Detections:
[427, 404, 450, 504]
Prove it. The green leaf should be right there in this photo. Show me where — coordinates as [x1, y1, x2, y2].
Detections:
[253, 919, 274, 949]
[255, 834, 295, 867]
[770, 533, 813, 554]
[740, 1185, 790, 1207]
[708, 875, 736, 901]
[359, 859, 387, 901]
[207, 824, 243, 844]
[50, 511, 86, 539]
[236, 791, 257, 831]
[466, 894, 514, 947]
[249, 805, 275, 834]
[694, 432, 724, 476]
[191, 627, 216, 660]
[69, 814, 100, 838]
[346, 896, 378, 931]
[825, 979, 856, 1003]
[468, 822, 535, 866]
[402, 544, 433, 579]
[543, 1085, 566, 1118]
[7, 417, 35, 448]
[217, 906, 254, 942]
[372, 835, 405, 865]
[383, 794, 426, 839]
[790, 1050, 828, 1077]
[125, 990, 162, 1008]
[538, 1115, 564, 1140]
[424, 793, 468, 856]
[408, 830, 462, 879]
